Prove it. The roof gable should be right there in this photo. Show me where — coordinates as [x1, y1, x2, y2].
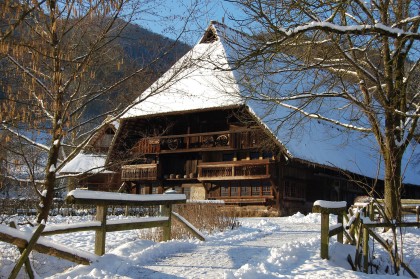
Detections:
[122, 24, 243, 119]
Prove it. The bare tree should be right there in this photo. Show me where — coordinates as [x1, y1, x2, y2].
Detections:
[0, 0, 195, 224]
[225, 0, 420, 220]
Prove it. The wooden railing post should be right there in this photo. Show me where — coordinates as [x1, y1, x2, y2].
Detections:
[161, 204, 172, 241]
[9, 221, 35, 279]
[369, 201, 374, 221]
[320, 212, 330, 259]
[9, 223, 45, 279]
[313, 200, 347, 260]
[362, 223, 369, 273]
[95, 205, 107, 256]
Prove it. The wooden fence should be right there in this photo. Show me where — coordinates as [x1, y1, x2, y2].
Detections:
[313, 199, 420, 278]
[0, 190, 205, 279]
[0, 197, 161, 217]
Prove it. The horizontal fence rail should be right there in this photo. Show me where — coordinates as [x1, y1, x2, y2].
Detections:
[65, 189, 188, 256]
[313, 199, 420, 277]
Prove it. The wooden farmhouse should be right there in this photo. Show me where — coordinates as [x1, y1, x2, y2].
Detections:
[64, 22, 420, 215]
[60, 121, 120, 192]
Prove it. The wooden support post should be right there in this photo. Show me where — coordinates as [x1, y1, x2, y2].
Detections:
[354, 223, 363, 270]
[337, 212, 343, 244]
[161, 204, 172, 241]
[95, 205, 107, 256]
[362, 224, 369, 273]
[320, 212, 329, 259]
[9, 222, 34, 279]
[417, 206, 419, 228]
[369, 201, 374, 221]
[313, 201, 346, 260]
[9, 223, 45, 279]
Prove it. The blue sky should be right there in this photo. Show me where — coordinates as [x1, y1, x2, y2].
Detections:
[133, 0, 243, 44]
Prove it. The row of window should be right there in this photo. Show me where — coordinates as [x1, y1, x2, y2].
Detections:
[220, 185, 272, 197]
[208, 179, 307, 199]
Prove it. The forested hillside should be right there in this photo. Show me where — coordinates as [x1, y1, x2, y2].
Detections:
[0, 9, 190, 199]
[0, 18, 191, 123]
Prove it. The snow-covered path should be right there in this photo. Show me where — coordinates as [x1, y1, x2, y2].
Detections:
[123, 219, 321, 278]
[2, 213, 418, 278]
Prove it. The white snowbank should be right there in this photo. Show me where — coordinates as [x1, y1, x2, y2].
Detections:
[0, 213, 418, 278]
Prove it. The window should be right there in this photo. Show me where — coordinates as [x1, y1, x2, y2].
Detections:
[251, 187, 259, 196]
[221, 185, 229, 197]
[241, 182, 251, 196]
[231, 186, 239, 196]
[262, 181, 271, 196]
[284, 180, 305, 199]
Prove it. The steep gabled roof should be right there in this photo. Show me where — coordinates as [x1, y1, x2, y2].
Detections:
[119, 21, 419, 185]
[122, 23, 243, 119]
[59, 153, 113, 174]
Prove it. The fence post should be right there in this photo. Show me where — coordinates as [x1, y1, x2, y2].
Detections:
[362, 223, 369, 273]
[95, 205, 107, 256]
[417, 206, 419, 228]
[320, 212, 329, 259]
[161, 204, 172, 241]
[313, 200, 347, 260]
[9, 223, 45, 279]
[369, 201, 374, 221]
[9, 222, 35, 279]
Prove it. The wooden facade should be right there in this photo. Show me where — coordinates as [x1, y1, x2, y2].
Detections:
[106, 106, 392, 215]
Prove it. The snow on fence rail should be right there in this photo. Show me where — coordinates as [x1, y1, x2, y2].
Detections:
[0, 190, 209, 278]
[353, 199, 420, 220]
[64, 190, 188, 256]
[0, 197, 161, 217]
[313, 199, 420, 277]
[312, 200, 347, 260]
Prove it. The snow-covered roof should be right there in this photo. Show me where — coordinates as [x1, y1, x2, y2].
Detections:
[59, 153, 112, 174]
[120, 21, 420, 185]
[122, 26, 243, 118]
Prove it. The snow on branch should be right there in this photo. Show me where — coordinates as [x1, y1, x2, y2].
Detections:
[269, 22, 420, 42]
[276, 102, 372, 132]
[393, 15, 420, 27]
[1, 174, 45, 185]
[259, 92, 344, 102]
[1, 123, 49, 151]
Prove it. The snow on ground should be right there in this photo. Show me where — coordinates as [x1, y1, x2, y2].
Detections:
[0, 213, 419, 278]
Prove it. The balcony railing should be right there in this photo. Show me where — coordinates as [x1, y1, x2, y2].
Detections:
[121, 164, 158, 181]
[129, 128, 265, 154]
[197, 159, 274, 181]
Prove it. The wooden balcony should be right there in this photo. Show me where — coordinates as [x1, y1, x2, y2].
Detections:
[197, 159, 274, 181]
[129, 128, 265, 155]
[121, 164, 159, 181]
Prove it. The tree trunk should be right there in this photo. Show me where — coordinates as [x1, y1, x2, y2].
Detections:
[383, 147, 403, 220]
[36, 0, 62, 224]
